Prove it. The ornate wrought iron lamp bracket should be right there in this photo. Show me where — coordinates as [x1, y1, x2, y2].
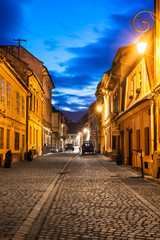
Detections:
[133, 10, 158, 34]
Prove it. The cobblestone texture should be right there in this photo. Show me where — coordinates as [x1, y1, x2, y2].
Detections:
[0, 153, 160, 239]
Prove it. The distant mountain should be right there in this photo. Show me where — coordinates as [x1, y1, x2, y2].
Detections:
[61, 111, 87, 122]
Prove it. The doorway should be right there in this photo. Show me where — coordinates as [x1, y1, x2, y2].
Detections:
[128, 129, 132, 165]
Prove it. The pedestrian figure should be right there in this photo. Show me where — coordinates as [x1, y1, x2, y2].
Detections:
[27, 149, 33, 161]
[4, 150, 12, 168]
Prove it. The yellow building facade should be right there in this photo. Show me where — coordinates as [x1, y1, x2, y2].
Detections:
[27, 71, 43, 156]
[0, 57, 28, 165]
[117, 57, 154, 175]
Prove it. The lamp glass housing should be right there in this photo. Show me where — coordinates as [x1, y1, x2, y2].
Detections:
[97, 105, 102, 112]
[137, 41, 147, 54]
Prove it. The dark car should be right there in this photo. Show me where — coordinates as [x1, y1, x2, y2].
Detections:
[65, 143, 74, 151]
[82, 141, 94, 154]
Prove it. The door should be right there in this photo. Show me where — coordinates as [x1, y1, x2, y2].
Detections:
[129, 129, 132, 165]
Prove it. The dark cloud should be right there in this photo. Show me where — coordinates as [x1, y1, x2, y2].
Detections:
[50, 71, 96, 89]
[0, 0, 27, 44]
[52, 90, 96, 111]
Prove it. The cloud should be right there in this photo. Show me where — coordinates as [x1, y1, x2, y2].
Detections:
[43, 39, 60, 51]
[52, 89, 96, 111]
[50, 71, 97, 89]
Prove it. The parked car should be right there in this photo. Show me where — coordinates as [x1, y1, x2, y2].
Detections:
[82, 141, 94, 154]
[65, 143, 74, 151]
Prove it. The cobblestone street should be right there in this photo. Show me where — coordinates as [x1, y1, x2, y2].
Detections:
[0, 153, 160, 240]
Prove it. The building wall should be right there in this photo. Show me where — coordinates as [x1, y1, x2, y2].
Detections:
[28, 73, 43, 156]
[0, 59, 28, 165]
[118, 58, 153, 175]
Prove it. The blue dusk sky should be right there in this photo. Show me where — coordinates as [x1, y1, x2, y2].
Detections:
[0, 0, 153, 112]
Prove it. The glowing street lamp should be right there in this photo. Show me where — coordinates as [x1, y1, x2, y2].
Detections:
[133, 10, 159, 54]
[83, 128, 88, 133]
[136, 36, 147, 54]
[97, 105, 102, 112]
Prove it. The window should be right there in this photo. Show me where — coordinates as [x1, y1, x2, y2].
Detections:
[30, 94, 32, 110]
[138, 71, 142, 89]
[1, 78, 5, 104]
[6, 129, 10, 149]
[17, 92, 20, 114]
[131, 76, 134, 96]
[0, 127, 4, 149]
[7, 84, 11, 108]
[144, 127, 149, 155]
[136, 130, 140, 151]
[15, 132, 19, 150]
[30, 126, 32, 144]
[22, 97, 25, 117]
[37, 99, 38, 113]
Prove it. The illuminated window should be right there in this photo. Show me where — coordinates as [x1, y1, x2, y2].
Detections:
[17, 92, 20, 114]
[7, 84, 11, 108]
[1, 78, 5, 104]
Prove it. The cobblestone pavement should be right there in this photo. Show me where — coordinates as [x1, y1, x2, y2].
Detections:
[0, 153, 160, 240]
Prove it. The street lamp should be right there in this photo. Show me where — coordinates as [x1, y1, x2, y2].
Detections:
[133, 10, 159, 54]
[83, 128, 88, 133]
[136, 36, 147, 54]
[97, 105, 102, 112]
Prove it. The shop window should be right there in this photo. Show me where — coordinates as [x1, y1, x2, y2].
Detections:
[15, 132, 19, 150]
[144, 127, 149, 155]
